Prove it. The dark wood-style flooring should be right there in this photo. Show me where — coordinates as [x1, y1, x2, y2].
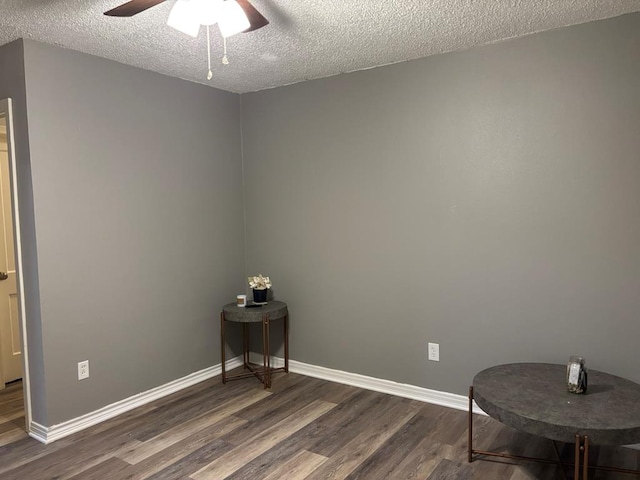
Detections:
[1, 370, 639, 479]
[0, 380, 26, 447]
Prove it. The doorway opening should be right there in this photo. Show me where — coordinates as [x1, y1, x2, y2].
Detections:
[0, 98, 31, 442]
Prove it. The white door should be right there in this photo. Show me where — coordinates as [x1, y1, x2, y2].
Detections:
[0, 116, 21, 388]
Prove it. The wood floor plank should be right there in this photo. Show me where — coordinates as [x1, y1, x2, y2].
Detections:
[0, 401, 163, 478]
[0, 391, 176, 479]
[0, 397, 22, 408]
[143, 438, 233, 480]
[0, 387, 24, 407]
[118, 388, 269, 464]
[131, 378, 258, 442]
[0, 415, 24, 434]
[426, 407, 469, 446]
[391, 438, 453, 479]
[296, 389, 401, 458]
[190, 399, 336, 480]
[467, 423, 526, 479]
[344, 413, 437, 479]
[312, 380, 361, 405]
[0, 426, 28, 447]
[509, 465, 563, 480]
[253, 367, 308, 394]
[0, 383, 23, 398]
[0, 433, 68, 475]
[469, 412, 509, 452]
[66, 456, 133, 480]
[221, 432, 313, 479]
[0, 430, 140, 480]
[426, 458, 473, 480]
[0, 398, 23, 416]
[223, 378, 336, 446]
[0, 412, 20, 423]
[304, 396, 423, 480]
[114, 416, 248, 480]
[233, 375, 327, 423]
[261, 449, 328, 480]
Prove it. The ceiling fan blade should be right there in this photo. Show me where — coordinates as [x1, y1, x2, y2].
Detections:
[237, 0, 269, 32]
[104, 0, 167, 17]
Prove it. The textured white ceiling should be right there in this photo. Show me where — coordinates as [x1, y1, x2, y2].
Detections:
[1, 0, 639, 93]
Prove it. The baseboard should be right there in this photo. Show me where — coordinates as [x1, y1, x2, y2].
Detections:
[28, 422, 48, 443]
[29, 356, 243, 444]
[248, 352, 486, 416]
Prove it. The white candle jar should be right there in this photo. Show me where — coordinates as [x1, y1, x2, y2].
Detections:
[566, 356, 588, 394]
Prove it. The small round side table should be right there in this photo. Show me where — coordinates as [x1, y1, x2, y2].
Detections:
[220, 300, 289, 389]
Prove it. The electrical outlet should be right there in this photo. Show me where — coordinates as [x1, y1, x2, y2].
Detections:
[428, 343, 440, 362]
[78, 360, 89, 380]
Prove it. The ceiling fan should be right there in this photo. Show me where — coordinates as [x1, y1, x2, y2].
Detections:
[105, 0, 269, 80]
[104, 0, 269, 33]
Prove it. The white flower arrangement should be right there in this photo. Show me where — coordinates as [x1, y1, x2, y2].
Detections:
[248, 274, 272, 290]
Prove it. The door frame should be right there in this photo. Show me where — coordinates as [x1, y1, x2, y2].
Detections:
[0, 97, 32, 432]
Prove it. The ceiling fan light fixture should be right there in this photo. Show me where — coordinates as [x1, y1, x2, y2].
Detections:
[167, 0, 201, 37]
[191, 0, 221, 26]
[218, 0, 250, 38]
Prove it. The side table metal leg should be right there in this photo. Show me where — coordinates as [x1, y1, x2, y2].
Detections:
[583, 436, 589, 480]
[574, 435, 581, 480]
[220, 312, 226, 384]
[267, 321, 271, 377]
[468, 386, 473, 463]
[242, 323, 249, 368]
[284, 314, 289, 373]
[262, 315, 271, 389]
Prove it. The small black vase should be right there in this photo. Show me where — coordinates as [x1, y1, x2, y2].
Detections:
[252, 289, 268, 304]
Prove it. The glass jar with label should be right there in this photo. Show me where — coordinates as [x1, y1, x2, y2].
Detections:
[566, 356, 588, 394]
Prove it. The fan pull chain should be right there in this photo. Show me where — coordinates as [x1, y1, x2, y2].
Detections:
[206, 25, 213, 80]
[222, 37, 229, 65]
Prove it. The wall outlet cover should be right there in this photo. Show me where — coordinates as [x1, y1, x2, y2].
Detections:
[428, 343, 440, 362]
[78, 360, 89, 380]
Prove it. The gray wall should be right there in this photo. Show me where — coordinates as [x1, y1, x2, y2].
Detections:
[241, 13, 640, 395]
[21, 40, 245, 424]
[0, 40, 47, 424]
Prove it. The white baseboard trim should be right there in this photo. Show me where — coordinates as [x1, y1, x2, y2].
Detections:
[29, 356, 243, 444]
[28, 422, 48, 444]
[248, 352, 486, 416]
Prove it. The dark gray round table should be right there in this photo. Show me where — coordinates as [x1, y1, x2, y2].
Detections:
[469, 363, 640, 479]
[220, 301, 288, 389]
